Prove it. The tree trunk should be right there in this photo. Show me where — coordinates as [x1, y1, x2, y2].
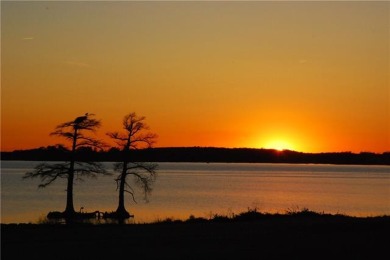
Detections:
[64, 127, 78, 216]
[64, 166, 75, 216]
[116, 163, 128, 216]
[115, 136, 131, 219]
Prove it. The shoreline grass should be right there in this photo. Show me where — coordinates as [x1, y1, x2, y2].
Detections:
[2, 207, 389, 226]
[2, 208, 389, 259]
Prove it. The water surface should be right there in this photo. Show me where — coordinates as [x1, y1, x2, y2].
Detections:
[1, 161, 389, 223]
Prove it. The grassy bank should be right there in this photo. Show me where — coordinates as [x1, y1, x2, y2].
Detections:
[2, 209, 389, 259]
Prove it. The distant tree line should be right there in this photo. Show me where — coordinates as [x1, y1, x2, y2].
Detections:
[2, 146, 389, 165]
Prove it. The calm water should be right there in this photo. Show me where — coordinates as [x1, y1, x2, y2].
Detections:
[1, 161, 389, 224]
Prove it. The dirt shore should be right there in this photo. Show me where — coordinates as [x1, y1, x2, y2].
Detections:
[2, 215, 389, 260]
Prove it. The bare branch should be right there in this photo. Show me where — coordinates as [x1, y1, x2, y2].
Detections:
[107, 132, 128, 141]
[74, 161, 109, 176]
[53, 121, 74, 130]
[50, 130, 74, 140]
[106, 132, 128, 147]
[76, 118, 101, 131]
[129, 171, 157, 202]
[124, 189, 137, 203]
[23, 163, 70, 188]
[76, 136, 108, 150]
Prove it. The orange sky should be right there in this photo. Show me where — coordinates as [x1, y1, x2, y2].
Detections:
[1, 1, 389, 153]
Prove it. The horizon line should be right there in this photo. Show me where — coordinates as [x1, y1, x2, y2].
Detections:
[1, 145, 389, 155]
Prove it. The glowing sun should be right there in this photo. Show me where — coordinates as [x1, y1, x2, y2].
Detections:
[263, 140, 295, 151]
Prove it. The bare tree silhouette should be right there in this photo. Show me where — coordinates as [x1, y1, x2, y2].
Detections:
[106, 112, 158, 220]
[23, 113, 109, 220]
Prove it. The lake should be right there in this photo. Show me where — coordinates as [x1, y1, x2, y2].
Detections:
[1, 161, 389, 224]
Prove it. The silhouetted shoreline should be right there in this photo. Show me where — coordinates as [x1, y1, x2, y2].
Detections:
[2, 209, 389, 259]
[2, 146, 390, 165]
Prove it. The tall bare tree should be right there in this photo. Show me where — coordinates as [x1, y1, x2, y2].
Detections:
[24, 113, 108, 219]
[107, 112, 158, 219]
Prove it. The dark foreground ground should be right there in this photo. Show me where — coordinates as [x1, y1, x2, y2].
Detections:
[2, 214, 390, 260]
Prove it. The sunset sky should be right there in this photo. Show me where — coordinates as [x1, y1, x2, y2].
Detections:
[1, 0, 389, 153]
